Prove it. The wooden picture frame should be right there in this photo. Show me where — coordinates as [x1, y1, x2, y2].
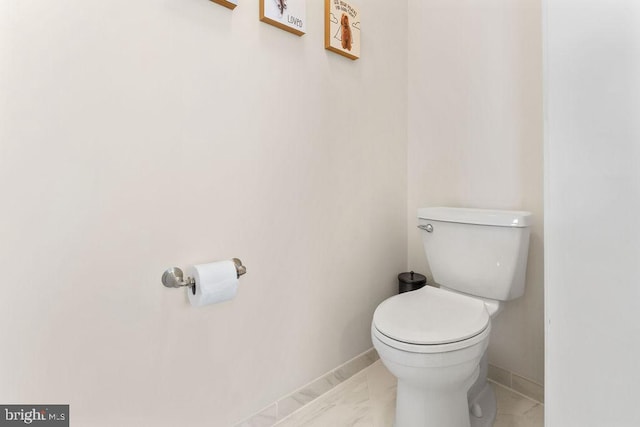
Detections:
[324, 0, 360, 60]
[210, 0, 237, 10]
[260, 0, 306, 36]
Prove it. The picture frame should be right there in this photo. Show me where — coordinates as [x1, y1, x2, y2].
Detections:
[210, 0, 237, 10]
[324, 0, 360, 60]
[260, 0, 306, 36]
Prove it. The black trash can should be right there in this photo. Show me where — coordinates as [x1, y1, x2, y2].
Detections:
[398, 271, 427, 294]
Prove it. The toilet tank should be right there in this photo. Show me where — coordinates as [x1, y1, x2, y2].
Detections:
[418, 207, 531, 301]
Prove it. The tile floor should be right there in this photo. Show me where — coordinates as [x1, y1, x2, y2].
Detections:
[274, 360, 543, 427]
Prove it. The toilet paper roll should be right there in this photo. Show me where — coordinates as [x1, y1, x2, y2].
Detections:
[186, 260, 238, 307]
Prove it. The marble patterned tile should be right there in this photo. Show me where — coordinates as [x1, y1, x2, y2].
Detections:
[363, 359, 396, 402]
[276, 372, 342, 419]
[365, 362, 396, 427]
[494, 398, 544, 427]
[276, 361, 543, 427]
[512, 373, 545, 403]
[370, 395, 396, 427]
[494, 382, 545, 427]
[293, 405, 370, 427]
[330, 370, 371, 406]
[275, 369, 371, 427]
[276, 348, 379, 420]
[334, 349, 378, 382]
[494, 383, 539, 416]
[242, 353, 542, 427]
[234, 404, 277, 427]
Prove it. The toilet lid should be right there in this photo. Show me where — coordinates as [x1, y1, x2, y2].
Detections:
[373, 286, 490, 345]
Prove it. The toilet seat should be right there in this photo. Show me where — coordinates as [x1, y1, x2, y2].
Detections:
[373, 286, 490, 353]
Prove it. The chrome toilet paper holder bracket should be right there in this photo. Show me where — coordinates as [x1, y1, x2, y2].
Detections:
[161, 258, 247, 293]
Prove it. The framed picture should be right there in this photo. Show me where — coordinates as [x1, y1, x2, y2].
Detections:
[324, 0, 360, 60]
[210, 0, 237, 10]
[260, 0, 306, 36]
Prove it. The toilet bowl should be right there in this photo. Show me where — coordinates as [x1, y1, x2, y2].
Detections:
[372, 207, 532, 427]
[372, 285, 491, 427]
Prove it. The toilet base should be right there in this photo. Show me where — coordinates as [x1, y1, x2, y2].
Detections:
[469, 382, 497, 427]
[391, 383, 496, 427]
[395, 377, 475, 427]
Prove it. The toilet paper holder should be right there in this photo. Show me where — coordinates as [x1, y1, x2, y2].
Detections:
[161, 258, 247, 289]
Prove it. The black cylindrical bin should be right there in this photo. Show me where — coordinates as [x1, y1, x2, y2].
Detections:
[398, 271, 427, 294]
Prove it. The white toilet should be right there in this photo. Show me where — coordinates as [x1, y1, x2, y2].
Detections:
[372, 207, 531, 427]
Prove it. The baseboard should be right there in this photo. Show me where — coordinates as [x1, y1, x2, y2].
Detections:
[488, 363, 544, 404]
[234, 348, 379, 427]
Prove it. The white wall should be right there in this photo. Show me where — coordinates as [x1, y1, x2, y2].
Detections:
[0, 1, 407, 425]
[407, 0, 544, 384]
[545, 0, 640, 425]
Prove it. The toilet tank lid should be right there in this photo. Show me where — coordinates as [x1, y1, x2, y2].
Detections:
[418, 207, 531, 228]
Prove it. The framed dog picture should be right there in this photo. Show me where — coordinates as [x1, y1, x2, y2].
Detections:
[324, 0, 360, 60]
[210, 0, 237, 10]
[260, 0, 306, 36]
